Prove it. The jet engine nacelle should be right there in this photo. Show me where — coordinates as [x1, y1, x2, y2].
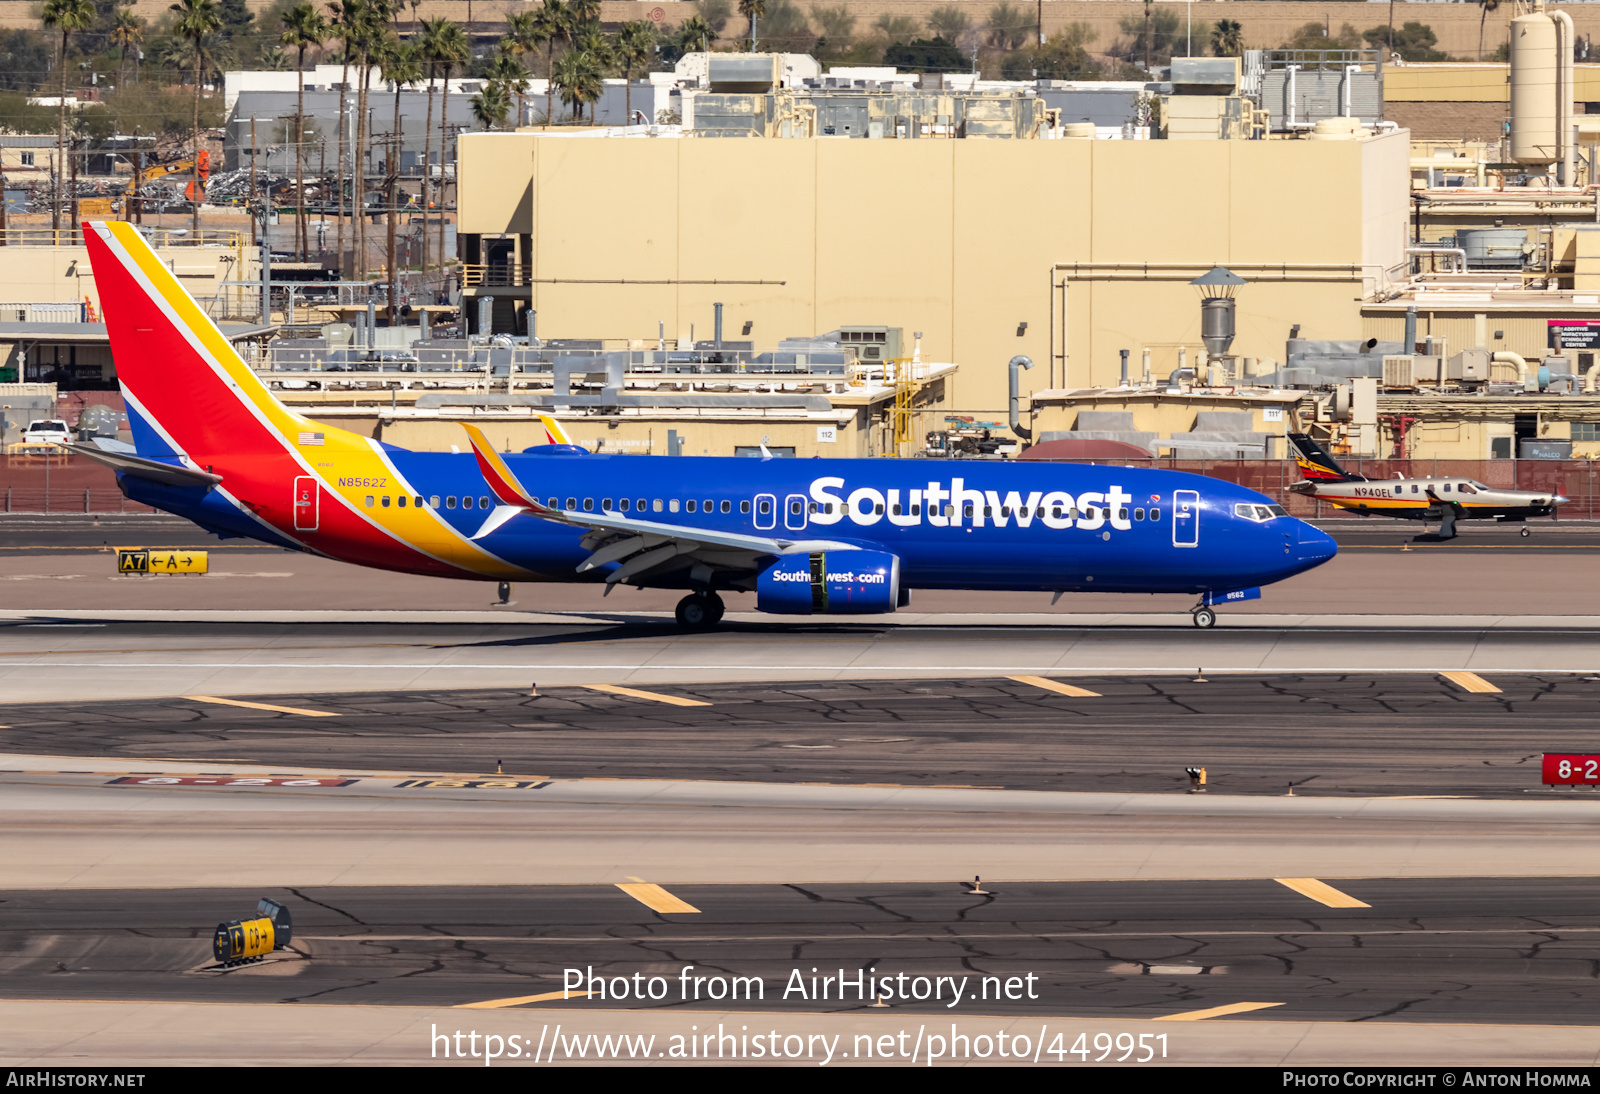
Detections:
[756, 550, 900, 615]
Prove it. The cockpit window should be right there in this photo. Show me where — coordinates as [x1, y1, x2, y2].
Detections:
[1458, 483, 1477, 494]
[1234, 503, 1281, 522]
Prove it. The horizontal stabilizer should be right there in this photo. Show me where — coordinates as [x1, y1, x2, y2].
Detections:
[61, 442, 222, 488]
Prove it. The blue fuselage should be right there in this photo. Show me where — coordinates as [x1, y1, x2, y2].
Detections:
[126, 450, 1337, 597]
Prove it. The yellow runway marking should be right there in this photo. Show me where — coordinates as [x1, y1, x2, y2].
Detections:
[617, 877, 701, 914]
[183, 695, 341, 718]
[1008, 675, 1101, 698]
[1275, 878, 1371, 908]
[583, 684, 710, 707]
[456, 989, 591, 1010]
[1441, 671, 1502, 694]
[1153, 1002, 1285, 1022]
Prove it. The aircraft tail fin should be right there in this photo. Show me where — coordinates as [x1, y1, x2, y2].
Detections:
[1287, 433, 1363, 483]
[83, 220, 325, 465]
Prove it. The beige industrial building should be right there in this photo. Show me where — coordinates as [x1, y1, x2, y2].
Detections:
[275, 361, 956, 459]
[457, 125, 1410, 419]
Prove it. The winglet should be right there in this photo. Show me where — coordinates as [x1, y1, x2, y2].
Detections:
[461, 423, 548, 511]
[536, 413, 574, 446]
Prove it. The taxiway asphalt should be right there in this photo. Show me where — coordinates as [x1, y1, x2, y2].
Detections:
[0, 672, 1592, 798]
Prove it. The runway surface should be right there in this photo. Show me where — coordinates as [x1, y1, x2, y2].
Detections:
[11, 756, 1600, 888]
[4, 511, 1597, 1064]
[0, 614, 1599, 700]
[9, 877, 1600, 1027]
[0, 673, 1592, 798]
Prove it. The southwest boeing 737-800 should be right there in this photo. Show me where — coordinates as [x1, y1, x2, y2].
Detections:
[70, 221, 1336, 628]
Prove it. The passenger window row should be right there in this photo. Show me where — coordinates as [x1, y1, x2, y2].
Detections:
[359, 492, 1165, 527]
[366, 494, 491, 510]
[542, 497, 753, 515]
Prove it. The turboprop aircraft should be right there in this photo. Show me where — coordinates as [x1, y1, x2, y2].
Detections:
[70, 220, 1337, 629]
[1287, 433, 1565, 540]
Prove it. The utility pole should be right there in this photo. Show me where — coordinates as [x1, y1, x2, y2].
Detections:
[317, 137, 326, 258]
[249, 115, 258, 247]
[68, 142, 77, 243]
[385, 132, 399, 336]
[1036, 0, 1043, 46]
[0, 141, 8, 246]
[1143, 0, 1152, 72]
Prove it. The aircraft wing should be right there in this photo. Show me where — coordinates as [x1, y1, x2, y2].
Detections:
[459, 424, 856, 586]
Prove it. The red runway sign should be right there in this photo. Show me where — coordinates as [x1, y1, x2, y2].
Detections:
[1541, 754, 1600, 785]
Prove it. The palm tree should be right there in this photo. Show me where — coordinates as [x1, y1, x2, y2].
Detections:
[1210, 18, 1242, 58]
[352, 9, 400, 283]
[873, 14, 919, 44]
[416, 17, 450, 270]
[810, 4, 852, 46]
[381, 39, 422, 317]
[1479, 0, 1501, 61]
[569, 0, 601, 27]
[426, 18, 468, 275]
[329, 0, 358, 276]
[615, 21, 653, 126]
[571, 25, 610, 124]
[534, 0, 573, 125]
[471, 80, 511, 129]
[42, 0, 94, 234]
[171, 0, 221, 237]
[110, 7, 145, 90]
[488, 40, 530, 125]
[677, 13, 715, 54]
[550, 48, 599, 123]
[281, 2, 326, 261]
[925, 5, 969, 46]
[503, 11, 541, 122]
[738, 0, 765, 51]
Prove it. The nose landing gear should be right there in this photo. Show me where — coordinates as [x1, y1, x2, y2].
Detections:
[675, 591, 725, 631]
[1191, 606, 1216, 629]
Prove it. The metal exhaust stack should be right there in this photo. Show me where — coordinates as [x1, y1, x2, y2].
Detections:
[1191, 266, 1247, 362]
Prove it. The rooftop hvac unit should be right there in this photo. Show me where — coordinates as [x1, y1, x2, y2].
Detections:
[1447, 347, 1492, 382]
[1382, 354, 1442, 388]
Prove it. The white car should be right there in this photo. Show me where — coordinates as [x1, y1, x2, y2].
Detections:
[21, 418, 70, 446]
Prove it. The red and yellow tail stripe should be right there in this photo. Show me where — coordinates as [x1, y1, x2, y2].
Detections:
[85, 220, 522, 579]
[1294, 454, 1347, 482]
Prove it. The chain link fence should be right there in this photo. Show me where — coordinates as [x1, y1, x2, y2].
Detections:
[0, 455, 151, 514]
[2, 451, 1595, 519]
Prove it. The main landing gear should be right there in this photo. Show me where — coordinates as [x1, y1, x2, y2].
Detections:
[1520, 526, 1532, 538]
[675, 591, 725, 631]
